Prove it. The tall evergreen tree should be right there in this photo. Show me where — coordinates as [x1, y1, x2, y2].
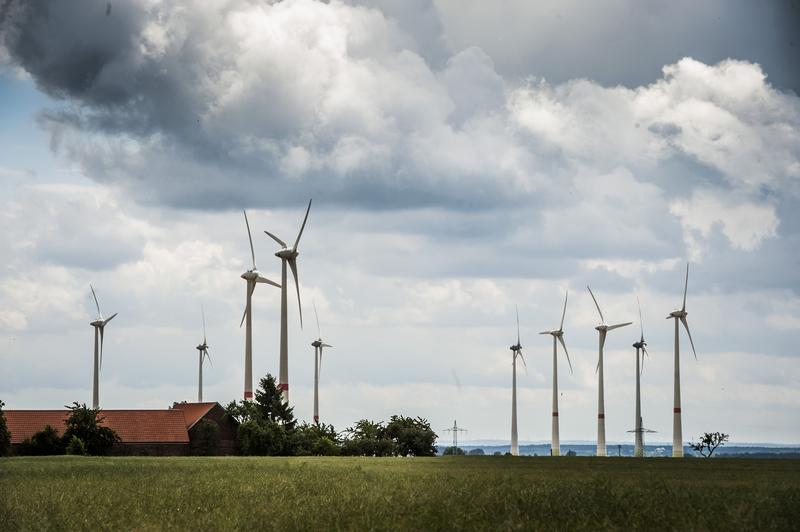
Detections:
[0, 400, 11, 456]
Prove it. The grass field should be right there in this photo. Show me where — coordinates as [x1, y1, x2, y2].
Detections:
[1, 456, 798, 531]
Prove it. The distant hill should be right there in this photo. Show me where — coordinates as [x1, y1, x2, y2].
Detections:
[436, 442, 800, 458]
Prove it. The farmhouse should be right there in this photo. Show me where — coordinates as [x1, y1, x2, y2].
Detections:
[4, 402, 237, 456]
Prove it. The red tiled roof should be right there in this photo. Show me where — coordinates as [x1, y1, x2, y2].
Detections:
[170, 402, 217, 429]
[4, 409, 190, 444]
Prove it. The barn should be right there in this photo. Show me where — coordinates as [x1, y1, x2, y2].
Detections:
[4, 402, 237, 456]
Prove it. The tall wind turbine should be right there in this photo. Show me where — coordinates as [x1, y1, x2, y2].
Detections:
[240, 210, 280, 401]
[196, 305, 212, 403]
[539, 290, 572, 457]
[89, 285, 117, 410]
[509, 306, 526, 456]
[311, 302, 332, 424]
[264, 199, 312, 404]
[667, 263, 697, 458]
[628, 297, 655, 457]
[587, 286, 631, 457]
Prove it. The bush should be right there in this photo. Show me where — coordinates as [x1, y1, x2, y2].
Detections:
[443, 446, 466, 455]
[293, 423, 341, 456]
[193, 419, 221, 456]
[341, 419, 394, 457]
[0, 400, 10, 457]
[19, 425, 63, 455]
[237, 419, 287, 456]
[65, 435, 87, 456]
[468, 448, 485, 455]
[385, 415, 437, 457]
[62, 402, 119, 456]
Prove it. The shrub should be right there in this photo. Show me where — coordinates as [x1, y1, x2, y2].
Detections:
[468, 448, 485, 456]
[443, 446, 466, 455]
[65, 435, 87, 456]
[293, 423, 341, 456]
[385, 415, 437, 457]
[19, 425, 63, 455]
[193, 419, 221, 456]
[62, 402, 119, 456]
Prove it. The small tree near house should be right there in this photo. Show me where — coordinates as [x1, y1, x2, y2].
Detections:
[0, 400, 10, 457]
[689, 432, 730, 458]
[63, 402, 119, 456]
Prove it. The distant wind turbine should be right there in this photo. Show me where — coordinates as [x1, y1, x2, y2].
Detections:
[240, 210, 280, 401]
[195, 305, 212, 403]
[264, 199, 312, 404]
[311, 302, 332, 424]
[509, 306, 526, 456]
[667, 263, 697, 458]
[89, 285, 117, 409]
[628, 297, 655, 457]
[587, 286, 631, 457]
[539, 290, 572, 457]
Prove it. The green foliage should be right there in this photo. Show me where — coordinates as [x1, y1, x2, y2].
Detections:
[19, 425, 64, 456]
[385, 415, 437, 457]
[62, 402, 119, 456]
[236, 420, 288, 456]
[0, 456, 798, 530]
[689, 432, 730, 458]
[254, 374, 296, 429]
[293, 423, 340, 456]
[0, 400, 10, 457]
[443, 446, 466, 455]
[193, 419, 221, 456]
[468, 448, 485, 455]
[65, 436, 86, 456]
[341, 419, 393, 457]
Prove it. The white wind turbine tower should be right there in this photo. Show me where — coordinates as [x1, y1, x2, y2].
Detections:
[89, 285, 117, 410]
[509, 306, 527, 456]
[667, 263, 697, 458]
[311, 302, 332, 424]
[539, 290, 573, 457]
[264, 199, 312, 404]
[195, 305, 212, 403]
[587, 286, 631, 457]
[628, 297, 655, 457]
[240, 210, 280, 401]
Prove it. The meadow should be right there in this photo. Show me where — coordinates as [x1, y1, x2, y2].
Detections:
[1, 456, 798, 531]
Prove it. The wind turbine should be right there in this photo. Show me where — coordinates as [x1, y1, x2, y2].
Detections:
[240, 210, 280, 401]
[89, 285, 117, 410]
[627, 297, 655, 457]
[539, 290, 573, 457]
[667, 263, 697, 458]
[587, 286, 631, 457]
[263, 199, 312, 404]
[196, 305, 212, 403]
[509, 306, 526, 456]
[311, 302, 332, 424]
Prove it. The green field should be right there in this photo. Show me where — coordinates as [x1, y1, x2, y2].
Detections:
[1, 456, 798, 531]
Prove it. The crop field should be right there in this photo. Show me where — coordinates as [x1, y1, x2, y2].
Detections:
[1, 456, 798, 531]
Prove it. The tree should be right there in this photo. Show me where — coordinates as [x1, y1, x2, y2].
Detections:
[65, 435, 87, 456]
[689, 432, 730, 458]
[62, 402, 119, 456]
[193, 419, 221, 456]
[385, 415, 437, 457]
[0, 400, 10, 457]
[443, 446, 465, 455]
[468, 448, 485, 456]
[226, 374, 298, 456]
[293, 423, 341, 456]
[341, 419, 394, 457]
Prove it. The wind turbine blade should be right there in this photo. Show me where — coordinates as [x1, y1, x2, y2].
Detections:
[682, 262, 689, 312]
[201, 304, 207, 344]
[99, 326, 105, 372]
[557, 335, 573, 374]
[293, 199, 312, 251]
[680, 316, 697, 360]
[518, 352, 527, 374]
[640, 347, 648, 375]
[539, 331, 551, 335]
[243, 210, 256, 270]
[599, 330, 606, 353]
[515, 305, 520, 345]
[240, 282, 256, 327]
[288, 258, 303, 329]
[587, 286, 604, 323]
[318, 346, 323, 376]
[263, 230, 286, 248]
[256, 274, 281, 288]
[313, 301, 321, 338]
[321, 343, 332, 348]
[90, 284, 102, 318]
[637, 295, 644, 342]
[204, 348, 213, 368]
[607, 321, 632, 331]
[560, 290, 568, 331]
[103, 313, 117, 326]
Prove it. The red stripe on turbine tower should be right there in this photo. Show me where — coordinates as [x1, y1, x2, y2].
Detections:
[278, 383, 289, 391]
[674, 407, 681, 413]
[552, 412, 559, 417]
[244, 391, 253, 399]
[598, 413, 605, 419]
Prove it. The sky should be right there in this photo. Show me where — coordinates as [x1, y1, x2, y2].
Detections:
[0, 0, 798, 445]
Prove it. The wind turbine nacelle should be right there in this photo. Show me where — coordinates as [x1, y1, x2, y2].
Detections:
[241, 270, 259, 281]
[90, 319, 104, 327]
[311, 339, 322, 347]
[275, 248, 297, 260]
[668, 309, 686, 319]
[594, 324, 608, 331]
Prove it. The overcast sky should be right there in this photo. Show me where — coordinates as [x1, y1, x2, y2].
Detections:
[1, 0, 798, 444]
